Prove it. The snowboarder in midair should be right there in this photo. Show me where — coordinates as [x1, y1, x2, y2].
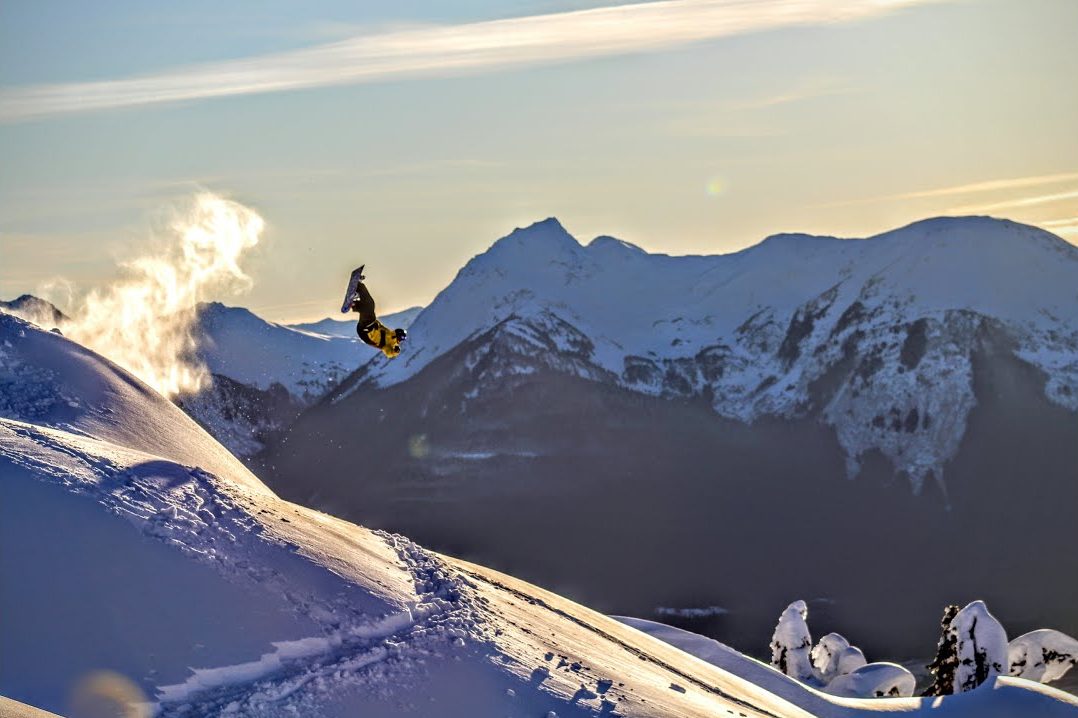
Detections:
[341, 266, 407, 358]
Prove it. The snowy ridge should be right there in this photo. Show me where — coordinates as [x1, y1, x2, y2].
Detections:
[0, 312, 267, 493]
[194, 302, 360, 400]
[352, 216, 1078, 490]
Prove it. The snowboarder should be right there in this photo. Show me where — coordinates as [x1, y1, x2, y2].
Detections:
[340, 266, 407, 358]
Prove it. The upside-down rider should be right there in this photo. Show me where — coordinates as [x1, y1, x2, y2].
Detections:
[340, 266, 407, 358]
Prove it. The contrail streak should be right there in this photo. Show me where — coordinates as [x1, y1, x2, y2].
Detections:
[0, 0, 942, 123]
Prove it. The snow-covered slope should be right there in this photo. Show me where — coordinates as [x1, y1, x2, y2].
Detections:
[351, 216, 1078, 490]
[0, 696, 62, 718]
[0, 313, 265, 494]
[290, 305, 423, 338]
[0, 317, 813, 718]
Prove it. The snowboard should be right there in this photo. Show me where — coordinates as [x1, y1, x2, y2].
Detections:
[340, 265, 365, 314]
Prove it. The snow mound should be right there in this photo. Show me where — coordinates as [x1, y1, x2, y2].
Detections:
[824, 663, 915, 698]
[1009, 630, 1078, 685]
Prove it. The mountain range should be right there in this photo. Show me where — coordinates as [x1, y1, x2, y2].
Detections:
[257, 216, 1078, 657]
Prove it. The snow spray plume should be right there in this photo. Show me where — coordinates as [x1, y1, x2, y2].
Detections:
[67, 194, 264, 398]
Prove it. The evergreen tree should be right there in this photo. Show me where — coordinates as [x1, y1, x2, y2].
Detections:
[923, 604, 960, 696]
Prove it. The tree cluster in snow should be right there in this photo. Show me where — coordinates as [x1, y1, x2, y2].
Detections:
[927, 601, 1078, 695]
[770, 598, 1078, 699]
[769, 600, 912, 698]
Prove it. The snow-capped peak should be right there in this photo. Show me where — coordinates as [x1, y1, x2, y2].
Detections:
[0, 293, 68, 328]
[352, 215, 1078, 493]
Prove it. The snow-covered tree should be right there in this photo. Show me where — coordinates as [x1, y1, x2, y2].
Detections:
[1009, 630, 1078, 685]
[811, 633, 866, 683]
[835, 645, 868, 677]
[924, 604, 960, 696]
[770, 600, 814, 681]
[952, 600, 1008, 693]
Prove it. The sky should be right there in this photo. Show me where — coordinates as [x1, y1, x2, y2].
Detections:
[1, 0, 1077, 322]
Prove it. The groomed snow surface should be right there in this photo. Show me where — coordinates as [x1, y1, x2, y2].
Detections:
[2, 311, 1077, 716]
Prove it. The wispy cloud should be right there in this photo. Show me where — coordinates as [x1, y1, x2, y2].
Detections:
[948, 188, 1078, 214]
[0, 0, 943, 123]
[816, 171, 1078, 208]
[903, 172, 1078, 201]
[725, 78, 857, 111]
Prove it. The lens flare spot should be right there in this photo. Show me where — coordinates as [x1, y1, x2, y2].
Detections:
[69, 671, 149, 718]
[705, 177, 726, 197]
[408, 433, 430, 460]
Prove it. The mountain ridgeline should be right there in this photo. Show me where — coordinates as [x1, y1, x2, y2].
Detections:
[256, 215, 1075, 655]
